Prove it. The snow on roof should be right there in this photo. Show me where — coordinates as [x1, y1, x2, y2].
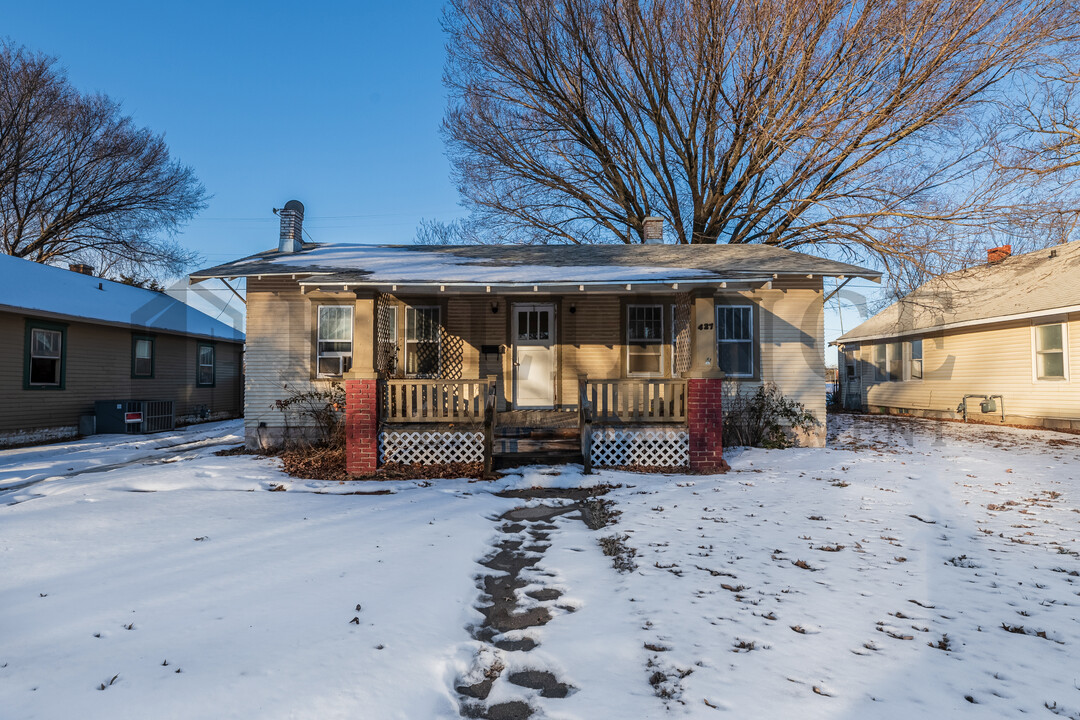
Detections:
[837, 240, 1080, 343]
[0, 254, 244, 341]
[191, 243, 881, 286]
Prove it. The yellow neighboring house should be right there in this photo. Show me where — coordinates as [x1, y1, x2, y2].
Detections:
[835, 242, 1080, 430]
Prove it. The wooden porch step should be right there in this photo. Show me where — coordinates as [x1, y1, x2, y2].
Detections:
[495, 437, 580, 454]
[493, 451, 584, 470]
[494, 426, 579, 440]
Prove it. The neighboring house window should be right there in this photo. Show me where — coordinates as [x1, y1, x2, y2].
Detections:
[132, 335, 155, 378]
[874, 344, 887, 382]
[908, 339, 923, 380]
[26, 321, 66, 388]
[1034, 323, 1067, 380]
[317, 305, 354, 377]
[405, 306, 441, 377]
[886, 342, 902, 381]
[197, 344, 216, 387]
[716, 305, 754, 377]
[627, 304, 663, 375]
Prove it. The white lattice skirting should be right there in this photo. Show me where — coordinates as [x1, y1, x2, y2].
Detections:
[378, 430, 484, 465]
[591, 428, 689, 468]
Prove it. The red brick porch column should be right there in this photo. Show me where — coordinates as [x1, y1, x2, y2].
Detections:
[345, 377, 378, 475]
[687, 375, 729, 473]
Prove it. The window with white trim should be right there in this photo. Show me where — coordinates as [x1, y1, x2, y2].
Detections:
[1034, 323, 1067, 380]
[28, 326, 64, 386]
[886, 342, 902, 381]
[873, 344, 887, 382]
[316, 305, 354, 378]
[627, 304, 663, 375]
[908, 339, 923, 380]
[405, 306, 441, 378]
[716, 305, 753, 377]
[197, 344, 216, 387]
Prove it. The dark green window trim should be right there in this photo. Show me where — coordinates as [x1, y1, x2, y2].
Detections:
[196, 342, 216, 388]
[131, 334, 156, 379]
[24, 319, 68, 390]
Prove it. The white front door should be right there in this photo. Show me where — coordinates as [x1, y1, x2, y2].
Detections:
[513, 304, 556, 408]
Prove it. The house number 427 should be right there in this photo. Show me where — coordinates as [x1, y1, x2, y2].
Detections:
[697, 322, 714, 331]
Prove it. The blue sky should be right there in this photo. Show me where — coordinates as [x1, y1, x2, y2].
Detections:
[5, 0, 463, 267]
[5, 0, 879, 348]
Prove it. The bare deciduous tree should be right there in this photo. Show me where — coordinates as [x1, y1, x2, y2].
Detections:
[0, 43, 206, 279]
[443, 0, 1079, 274]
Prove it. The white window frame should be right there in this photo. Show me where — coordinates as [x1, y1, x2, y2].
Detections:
[1032, 321, 1069, 382]
[196, 343, 216, 387]
[715, 304, 754, 378]
[405, 305, 442, 378]
[905, 339, 923, 381]
[29, 327, 63, 386]
[316, 305, 354, 378]
[627, 304, 664, 377]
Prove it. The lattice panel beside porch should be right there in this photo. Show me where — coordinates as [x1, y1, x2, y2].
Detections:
[591, 428, 689, 468]
[378, 430, 484, 465]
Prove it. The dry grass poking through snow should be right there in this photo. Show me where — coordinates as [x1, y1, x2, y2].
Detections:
[597, 414, 1080, 718]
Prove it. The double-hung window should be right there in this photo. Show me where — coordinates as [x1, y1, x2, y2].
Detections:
[907, 339, 923, 380]
[627, 304, 663, 375]
[716, 305, 753, 377]
[197, 343, 216, 387]
[26, 322, 65, 388]
[317, 306, 354, 378]
[874, 344, 887, 382]
[1034, 323, 1067, 380]
[132, 335, 154, 378]
[886, 342, 902, 381]
[405, 306, 441, 378]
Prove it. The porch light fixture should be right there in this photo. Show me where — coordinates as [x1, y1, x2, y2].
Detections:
[533, 285, 539, 292]
[490, 301, 498, 314]
[486, 285, 491, 292]
[569, 303, 576, 314]
[626, 284, 632, 291]
[440, 285, 446, 292]
[579, 285, 585, 291]
[672, 282, 679, 290]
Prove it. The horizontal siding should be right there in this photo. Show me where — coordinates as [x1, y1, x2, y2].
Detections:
[857, 313, 1080, 421]
[0, 310, 242, 436]
[722, 286, 827, 430]
[243, 283, 827, 440]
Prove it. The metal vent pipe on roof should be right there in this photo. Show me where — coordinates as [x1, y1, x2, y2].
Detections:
[276, 200, 305, 253]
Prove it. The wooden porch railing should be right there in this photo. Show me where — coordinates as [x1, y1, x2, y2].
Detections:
[582, 378, 687, 424]
[381, 378, 491, 423]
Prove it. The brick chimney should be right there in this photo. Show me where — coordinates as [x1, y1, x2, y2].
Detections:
[277, 200, 305, 253]
[68, 263, 94, 276]
[643, 216, 664, 244]
[987, 245, 1011, 264]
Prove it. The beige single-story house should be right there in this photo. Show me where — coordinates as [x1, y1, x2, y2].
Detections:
[191, 201, 879, 473]
[835, 242, 1080, 430]
[0, 254, 245, 447]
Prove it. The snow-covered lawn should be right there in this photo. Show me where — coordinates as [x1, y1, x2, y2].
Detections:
[1, 415, 1078, 719]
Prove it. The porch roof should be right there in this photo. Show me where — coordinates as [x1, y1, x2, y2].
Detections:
[191, 242, 881, 290]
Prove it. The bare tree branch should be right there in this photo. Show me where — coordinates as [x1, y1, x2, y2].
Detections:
[0, 42, 207, 279]
[442, 0, 1080, 276]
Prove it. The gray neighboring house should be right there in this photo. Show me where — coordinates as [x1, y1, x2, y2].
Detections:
[835, 242, 1080, 430]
